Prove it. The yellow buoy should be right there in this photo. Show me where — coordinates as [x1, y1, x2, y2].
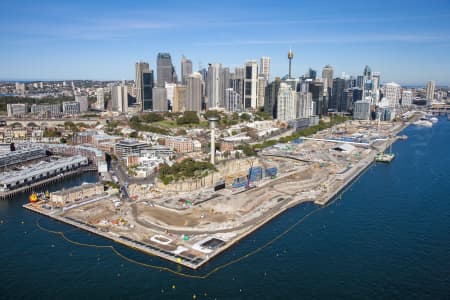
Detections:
[177, 258, 182, 263]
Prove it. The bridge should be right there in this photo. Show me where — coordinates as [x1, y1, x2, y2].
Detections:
[2, 118, 102, 127]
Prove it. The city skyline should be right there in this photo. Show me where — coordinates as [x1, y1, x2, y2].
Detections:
[1, 0, 450, 85]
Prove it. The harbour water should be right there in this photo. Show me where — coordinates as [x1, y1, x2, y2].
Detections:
[1, 117, 449, 299]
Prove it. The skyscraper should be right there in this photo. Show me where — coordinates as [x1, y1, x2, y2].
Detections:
[220, 67, 231, 106]
[172, 85, 187, 113]
[372, 72, 381, 103]
[260, 56, 271, 81]
[426, 80, 435, 100]
[157, 53, 177, 87]
[244, 60, 258, 109]
[111, 85, 128, 113]
[152, 87, 168, 111]
[277, 82, 297, 121]
[264, 77, 281, 119]
[296, 91, 313, 119]
[401, 89, 413, 106]
[181, 56, 193, 85]
[362, 65, 374, 103]
[142, 70, 154, 111]
[330, 78, 347, 112]
[257, 75, 266, 108]
[225, 88, 242, 112]
[96, 88, 104, 110]
[207, 63, 222, 109]
[186, 72, 202, 112]
[135, 62, 150, 107]
[322, 65, 333, 96]
[383, 82, 401, 107]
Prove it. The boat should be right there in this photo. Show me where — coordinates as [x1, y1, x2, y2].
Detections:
[375, 153, 395, 163]
[29, 192, 38, 203]
[397, 135, 408, 140]
[429, 117, 438, 123]
[413, 120, 433, 127]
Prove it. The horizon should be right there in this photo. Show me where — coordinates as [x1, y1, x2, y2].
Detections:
[1, 0, 450, 85]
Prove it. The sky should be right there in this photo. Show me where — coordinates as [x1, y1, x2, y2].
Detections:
[1, 0, 449, 85]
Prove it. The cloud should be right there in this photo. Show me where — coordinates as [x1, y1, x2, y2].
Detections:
[195, 34, 450, 47]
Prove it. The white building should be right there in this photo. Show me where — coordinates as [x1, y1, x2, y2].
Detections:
[7, 103, 27, 117]
[277, 83, 297, 121]
[353, 100, 371, 120]
[244, 60, 258, 109]
[426, 80, 435, 100]
[260, 56, 270, 81]
[297, 92, 313, 119]
[96, 88, 104, 110]
[111, 85, 128, 113]
[62, 102, 80, 115]
[75, 95, 89, 112]
[401, 89, 413, 106]
[207, 63, 222, 109]
[224, 88, 242, 112]
[383, 82, 401, 107]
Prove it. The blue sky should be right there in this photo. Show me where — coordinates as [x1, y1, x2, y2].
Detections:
[1, 0, 449, 85]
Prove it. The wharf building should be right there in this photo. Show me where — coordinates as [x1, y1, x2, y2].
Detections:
[0, 155, 88, 192]
[51, 183, 104, 205]
[0, 147, 46, 168]
[164, 137, 201, 153]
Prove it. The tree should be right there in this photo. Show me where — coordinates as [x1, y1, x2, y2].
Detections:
[176, 111, 200, 125]
[240, 113, 251, 121]
[129, 131, 138, 138]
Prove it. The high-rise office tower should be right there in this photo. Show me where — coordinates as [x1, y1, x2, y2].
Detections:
[257, 75, 266, 108]
[264, 77, 281, 119]
[186, 72, 202, 112]
[296, 91, 313, 119]
[142, 70, 154, 111]
[225, 88, 242, 112]
[372, 72, 381, 103]
[288, 49, 294, 79]
[96, 88, 104, 110]
[362, 65, 373, 103]
[322, 65, 334, 96]
[232, 67, 245, 97]
[401, 89, 413, 106]
[152, 87, 168, 111]
[111, 85, 128, 113]
[330, 78, 347, 112]
[181, 56, 193, 85]
[172, 85, 187, 113]
[157, 53, 177, 87]
[383, 82, 401, 107]
[220, 67, 231, 106]
[305, 68, 317, 80]
[277, 82, 297, 121]
[135, 62, 150, 107]
[309, 81, 325, 116]
[260, 56, 271, 81]
[426, 80, 435, 100]
[207, 63, 222, 109]
[244, 60, 258, 109]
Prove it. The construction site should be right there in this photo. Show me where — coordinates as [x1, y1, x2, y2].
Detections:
[24, 120, 407, 269]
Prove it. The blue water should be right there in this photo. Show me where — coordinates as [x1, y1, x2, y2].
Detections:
[1, 118, 450, 299]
